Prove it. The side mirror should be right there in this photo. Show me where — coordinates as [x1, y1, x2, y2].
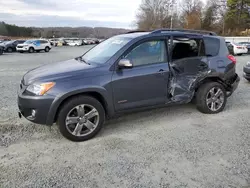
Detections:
[118, 59, 133, 69]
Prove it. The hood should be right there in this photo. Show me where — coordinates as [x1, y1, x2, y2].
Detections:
[23, 58, 96, 85]
[17, 44, 28, 47]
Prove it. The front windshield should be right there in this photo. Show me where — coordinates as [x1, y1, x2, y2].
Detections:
[24, 40, 35, 44]
[5, 41, 14, 45]
[81, 36, 131, 64]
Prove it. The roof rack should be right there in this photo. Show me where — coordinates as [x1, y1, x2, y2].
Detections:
[126, 30, 150, 34]
[151, 29, 217, 36]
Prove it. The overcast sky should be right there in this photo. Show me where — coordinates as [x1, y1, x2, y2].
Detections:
[0, 0, 142, 28]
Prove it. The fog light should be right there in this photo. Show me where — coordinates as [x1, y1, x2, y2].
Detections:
[31, 109, 36, 117]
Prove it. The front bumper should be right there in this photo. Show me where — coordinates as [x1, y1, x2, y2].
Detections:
[16, 47, 29, 52]
[243, 65, 250, 80]
[18, 87, 55, 125]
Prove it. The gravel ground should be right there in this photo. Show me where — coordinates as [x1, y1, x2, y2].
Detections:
[0, 46, 249, 188]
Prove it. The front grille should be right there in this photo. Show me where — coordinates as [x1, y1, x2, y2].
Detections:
[17, 46, 23, 48]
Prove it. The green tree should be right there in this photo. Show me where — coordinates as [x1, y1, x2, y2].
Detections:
[225, 0, 250, 34]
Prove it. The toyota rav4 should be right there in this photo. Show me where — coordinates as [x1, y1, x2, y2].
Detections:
[18, 29, 240, 142]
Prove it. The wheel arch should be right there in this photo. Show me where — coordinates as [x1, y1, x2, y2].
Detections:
[46, 89, 111, 125]
[194, 76, 226, 93]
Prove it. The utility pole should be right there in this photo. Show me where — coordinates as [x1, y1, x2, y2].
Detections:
[170, 0, 176, 29]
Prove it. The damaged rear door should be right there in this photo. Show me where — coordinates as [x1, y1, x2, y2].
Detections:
[168, 34, 209, 103]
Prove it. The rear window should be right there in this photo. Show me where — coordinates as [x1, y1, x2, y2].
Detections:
[204, 37, 220, 57]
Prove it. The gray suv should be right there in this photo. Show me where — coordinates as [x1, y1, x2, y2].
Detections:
[18, 29, 240, 141]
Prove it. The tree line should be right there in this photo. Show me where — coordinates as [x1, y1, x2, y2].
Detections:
[136, 0, 250, 36]
[0, 21, 128, 39]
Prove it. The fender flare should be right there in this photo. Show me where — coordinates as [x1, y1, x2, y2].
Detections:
[46, 87, 112, 125]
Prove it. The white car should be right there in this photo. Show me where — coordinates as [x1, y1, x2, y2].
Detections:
[16, 39, 52, 53]
[226, 41, 248, 56]
[67, 40, 83, 46]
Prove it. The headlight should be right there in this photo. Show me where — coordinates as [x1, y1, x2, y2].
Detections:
[26, 82, 55, 95]
[246, 62, 250, 67]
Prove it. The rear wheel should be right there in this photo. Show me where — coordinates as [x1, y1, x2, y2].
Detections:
[28, 47, 34, 53]
[45, 47, 50, 52]
[7, 47, 13, 53]
[196, 82, 227, 114]
[0, 49, 3, 55]
[57, 96, 105, 142]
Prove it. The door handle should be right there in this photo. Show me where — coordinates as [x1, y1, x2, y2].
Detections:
[157, 69, 165, 76]
[198, 64, 208, 69]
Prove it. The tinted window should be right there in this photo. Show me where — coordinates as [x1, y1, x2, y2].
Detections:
[40, 40, 48, 44]
[204, 37, 220, 56]
[171, 37, 205, 61]
[17, 40, 25, 44]
[125, 40, 167, 67]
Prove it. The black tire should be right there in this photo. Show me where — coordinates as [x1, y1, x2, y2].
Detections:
[28, 47, 34, 53]
[7, 47, 13, 53]
[196, 82, 227, 114]
[238, 54, 242, 56]
[57, 96, 105, 142]
[45, 47, 50, 52]
[0, 49, 3, 55]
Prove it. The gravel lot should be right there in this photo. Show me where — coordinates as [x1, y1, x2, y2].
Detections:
[0, 46, 249, 188]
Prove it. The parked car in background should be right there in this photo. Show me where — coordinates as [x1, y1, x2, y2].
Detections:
[82, 39, 88, 45]
[226, 41, 248, 56]
[16, 39, 51, 53]
[0, 45, 4, 55]
[49, 38, 60, 46]
[2, 40, 26, 53]
[67, 39, 83, 46]
[0, 39, 11, 43]
[243, 61, 250, 81]
[85, 39, 96, 45]
[238, 42, 250, 54]
[18, 29, 240, 142]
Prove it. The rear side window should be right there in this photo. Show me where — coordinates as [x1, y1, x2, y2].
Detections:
[204, 37, 220, 57]
[39, 40, 48, 44]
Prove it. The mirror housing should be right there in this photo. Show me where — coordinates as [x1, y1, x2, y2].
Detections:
[118, 59, 133, 69]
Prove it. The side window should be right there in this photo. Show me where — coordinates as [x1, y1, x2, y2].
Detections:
[124, 40, 167, 67]
[171, 37, 205, 61]
[204, 37, 220, 56]
[40, 40, 46, 44]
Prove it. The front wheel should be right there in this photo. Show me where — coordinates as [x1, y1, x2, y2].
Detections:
[0, 49, 3, 55]
[57, 96, 105, 142]
[196, 82, 227, 114]
[28, 47, 34, 53]
[7, 47, 13, 53]
[238, 54, 243, 56]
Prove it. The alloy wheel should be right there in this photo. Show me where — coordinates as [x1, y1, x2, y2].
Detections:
[65, 104, 99, 137]
[206, 87, 225, 112]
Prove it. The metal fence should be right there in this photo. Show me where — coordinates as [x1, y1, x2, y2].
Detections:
[224, 37, 250, 43]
